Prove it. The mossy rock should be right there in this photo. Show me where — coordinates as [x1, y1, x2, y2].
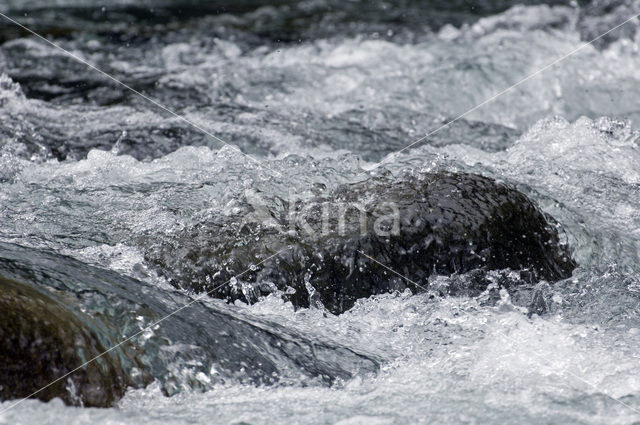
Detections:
[0, 275, 129, 407]
[0, 242, 380, 406]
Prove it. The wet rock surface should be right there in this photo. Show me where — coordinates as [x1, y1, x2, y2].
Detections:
[0, 242, 381, 407]
[0, 274, 129, 407]
[145, 172, 576, 314]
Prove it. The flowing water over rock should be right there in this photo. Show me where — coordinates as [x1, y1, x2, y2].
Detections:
[1, 0, 640, 423]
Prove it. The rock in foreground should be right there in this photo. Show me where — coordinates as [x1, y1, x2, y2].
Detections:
[0, 275, 129, 407]
[0, 242, 380, 407]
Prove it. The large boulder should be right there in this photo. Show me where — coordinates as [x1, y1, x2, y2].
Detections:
[145, 172, 576, 314]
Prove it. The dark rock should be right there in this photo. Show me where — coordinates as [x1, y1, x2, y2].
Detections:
[144, 172, 576, 314]
[0, 275, 129, 407]
[0, 242, 380, 407]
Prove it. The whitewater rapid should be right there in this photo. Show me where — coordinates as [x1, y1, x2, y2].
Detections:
[1, 0, 640, 423]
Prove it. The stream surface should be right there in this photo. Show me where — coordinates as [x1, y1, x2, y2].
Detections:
[1, 0, 640, 424]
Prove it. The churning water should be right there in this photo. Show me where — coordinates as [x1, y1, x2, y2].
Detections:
[1, 0, 640, 423]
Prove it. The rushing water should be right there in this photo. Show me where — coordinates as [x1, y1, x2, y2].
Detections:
[1, 0, 640, 423]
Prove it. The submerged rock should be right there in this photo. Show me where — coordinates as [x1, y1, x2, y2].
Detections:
[0, 242, 380, 407]
[145, 172, 576, 314]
